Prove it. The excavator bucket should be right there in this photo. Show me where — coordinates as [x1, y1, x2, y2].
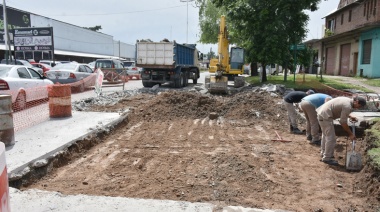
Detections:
[209, 75, 228, 93]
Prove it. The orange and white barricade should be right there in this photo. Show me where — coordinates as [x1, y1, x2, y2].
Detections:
[0, 143, 11, 212]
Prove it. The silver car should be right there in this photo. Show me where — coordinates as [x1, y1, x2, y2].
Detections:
[45, 63, 94, 84]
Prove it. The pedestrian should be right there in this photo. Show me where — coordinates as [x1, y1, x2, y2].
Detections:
[316, 96, 366, 166]
[299, 93, 332, 145]
[283, 89, 315, 134]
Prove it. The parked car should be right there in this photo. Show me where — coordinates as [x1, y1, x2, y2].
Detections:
[31, 63, 52, 75]
[0, 64, 53, 110]
[1, 59, 43, 75]
[39, 60, 62, 67]
[122, 61, 142, 75]
[94, 59, 126, 82]
[88, 61, 96, 69]
[45, 63, 94, 85]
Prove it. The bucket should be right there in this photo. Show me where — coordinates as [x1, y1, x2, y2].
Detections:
[0, 143, 11, 212]
[0, 95, 15, 146]
[48, 84, 72, 118]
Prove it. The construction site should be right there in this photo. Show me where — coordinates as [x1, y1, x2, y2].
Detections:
[9, 85, 379, 212]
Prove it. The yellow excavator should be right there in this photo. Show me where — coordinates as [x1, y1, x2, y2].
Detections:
[207, 15, 245, 93]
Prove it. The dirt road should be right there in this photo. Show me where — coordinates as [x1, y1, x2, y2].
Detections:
[25, 90, 380, 211]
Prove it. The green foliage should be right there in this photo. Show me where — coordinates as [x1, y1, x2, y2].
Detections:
[198, 0, 322, 82]
[83, 25, 102, 32]
[196, 0, 224, 44]
[324, 28, 334, 37]
[320, 77, 374, 92]
[245, 74, 373, 92]
[366, 120, 380, 169]
[362, 78, 380, 87]
[368, 148, 380, 170]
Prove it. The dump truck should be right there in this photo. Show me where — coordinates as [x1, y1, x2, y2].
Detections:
[207, 15, 245, 93]
[136, 41, 200, 88]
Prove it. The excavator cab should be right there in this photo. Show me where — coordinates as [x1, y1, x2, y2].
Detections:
[230, 47, 244, 70]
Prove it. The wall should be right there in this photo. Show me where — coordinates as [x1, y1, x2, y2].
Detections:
[31, 15, 114, 56]
[28, 13, 136, 60]
[358, 28, 380, 78]
[328, 1, 380, 35]
[113, 41, 136, 60]
[323, 38, 359, 76]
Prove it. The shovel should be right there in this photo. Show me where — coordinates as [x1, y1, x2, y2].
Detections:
[345, 122, 362, 171]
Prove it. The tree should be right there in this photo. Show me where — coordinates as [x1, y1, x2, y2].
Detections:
[196, 0, 224, 44]
[83, 25, 102, 32]
[198, 0, 321, 82]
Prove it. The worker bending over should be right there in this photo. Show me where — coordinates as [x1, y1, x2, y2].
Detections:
[316, 96, 366, 166]
[299, 93, 332, 145]
[283, 89, 314, 134]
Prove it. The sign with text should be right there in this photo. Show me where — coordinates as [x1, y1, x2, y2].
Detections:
[13, 27, 54, 51]
[0, 5, 31, 44]
[290, 44, 306, 50]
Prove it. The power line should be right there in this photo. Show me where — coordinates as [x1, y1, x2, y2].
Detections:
[8, 3, 186, 17]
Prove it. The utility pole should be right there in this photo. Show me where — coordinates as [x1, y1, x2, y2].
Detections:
[180, 0, 194, 44]
[2, 0, 10, 62]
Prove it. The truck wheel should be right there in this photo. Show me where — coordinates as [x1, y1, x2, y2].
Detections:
[174, 73, 183, 88]
[182, 72, 188, 87]
[142, 81, 153, 87]
[193, 78, 198, 84]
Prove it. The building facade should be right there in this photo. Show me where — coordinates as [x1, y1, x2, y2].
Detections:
[0, 5, 136, 63]
[318, 0, 380, 77]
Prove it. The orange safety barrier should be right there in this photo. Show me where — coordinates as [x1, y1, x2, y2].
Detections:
[70, 74, 97, 93]
[48, 84, 72, 118]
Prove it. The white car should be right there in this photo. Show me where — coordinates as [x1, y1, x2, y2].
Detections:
[0, 64, 53, 110]
[122, 61, 142, 75]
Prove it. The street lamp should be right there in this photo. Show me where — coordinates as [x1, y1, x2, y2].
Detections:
[180, 0, 194, 43]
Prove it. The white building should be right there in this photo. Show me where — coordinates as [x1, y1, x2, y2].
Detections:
[0, 5, 135, 63]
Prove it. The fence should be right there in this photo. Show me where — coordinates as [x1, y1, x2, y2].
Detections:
[5, 74, 97, 132]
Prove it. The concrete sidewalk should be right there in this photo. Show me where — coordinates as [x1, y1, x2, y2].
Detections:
[5, 110, 285, 212]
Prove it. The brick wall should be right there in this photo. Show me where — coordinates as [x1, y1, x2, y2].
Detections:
[326, 0, 380, 36]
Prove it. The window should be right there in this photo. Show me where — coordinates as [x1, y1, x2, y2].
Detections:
[374, 0, 377, 15]
[327, 19, 335, 32]
[362, 39, 372, 64]
[28, 68, 41, 78]
[349, 10, 352, 22]
[17, 67, 31, 78]
[79, 65, 86, 72]
[341, 13, 344, 25]
[85, 66, 93, 73]
[367, 1, 370, 19]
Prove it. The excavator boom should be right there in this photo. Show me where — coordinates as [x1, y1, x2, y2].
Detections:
[207, 15, 245, 93]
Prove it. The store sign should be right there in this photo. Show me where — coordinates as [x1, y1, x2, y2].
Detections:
[0, 5, 31, 44]
[13, 27, 54, 51]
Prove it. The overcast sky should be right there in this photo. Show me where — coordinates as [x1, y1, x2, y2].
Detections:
[7, 0, 339, 54]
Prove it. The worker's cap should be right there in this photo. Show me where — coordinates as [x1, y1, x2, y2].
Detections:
[307, 89, 315, 94]
[354, 96, 367, 107]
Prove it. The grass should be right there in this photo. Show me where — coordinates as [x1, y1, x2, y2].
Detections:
[363, 78, 380, 87]
[245, 73, 374, 92]
[366, 119, 380, 170]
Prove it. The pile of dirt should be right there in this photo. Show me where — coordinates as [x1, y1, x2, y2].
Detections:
[26, 89, 380, 211]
